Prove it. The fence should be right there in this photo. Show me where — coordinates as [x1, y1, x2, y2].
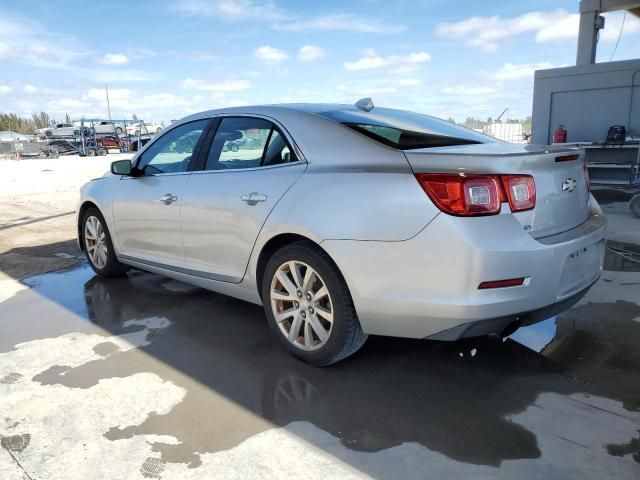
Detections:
[482, 123, 530, 144]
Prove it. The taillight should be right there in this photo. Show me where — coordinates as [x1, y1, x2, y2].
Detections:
[415, 173, 501, 216]
[501, 175, 536, 212]
[415, 173, 536, 216]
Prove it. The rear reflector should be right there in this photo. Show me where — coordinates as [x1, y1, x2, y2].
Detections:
[478, 278, 525, 289]
[555, 154, 579, 162]
[415, 173, 501, 216]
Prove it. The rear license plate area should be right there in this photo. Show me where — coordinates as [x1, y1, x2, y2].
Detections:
[558, 241, 603, 298]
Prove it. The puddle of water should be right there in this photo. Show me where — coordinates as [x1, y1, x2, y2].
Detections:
[507, 317, 557, 353]
[604, 240, 640, 272]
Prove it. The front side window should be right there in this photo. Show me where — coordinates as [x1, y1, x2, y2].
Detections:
[137, 119, 209, 175]
[205, 117, 297, 171]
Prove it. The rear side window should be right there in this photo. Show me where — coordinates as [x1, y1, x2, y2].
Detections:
[319, 108, 496, 150]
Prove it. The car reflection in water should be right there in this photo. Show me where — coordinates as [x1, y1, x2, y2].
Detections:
[72, 268, 640, 469]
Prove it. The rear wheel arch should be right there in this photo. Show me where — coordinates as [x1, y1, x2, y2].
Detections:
[256, 233, 345, 301]
[77, 201, 100, 250]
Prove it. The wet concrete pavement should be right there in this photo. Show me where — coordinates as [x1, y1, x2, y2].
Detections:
[1, 209, 640, 478]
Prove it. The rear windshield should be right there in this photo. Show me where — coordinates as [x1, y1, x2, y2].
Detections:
[318, 108, 496, 150]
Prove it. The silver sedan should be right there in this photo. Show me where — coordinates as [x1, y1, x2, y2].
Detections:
[76, 101, 606, 365]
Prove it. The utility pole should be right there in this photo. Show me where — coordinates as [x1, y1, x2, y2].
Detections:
[105, 83, 112, 121]
[496, 108, 509, 122]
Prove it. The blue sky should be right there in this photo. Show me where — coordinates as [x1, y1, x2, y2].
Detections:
[0, 0, 638, 123]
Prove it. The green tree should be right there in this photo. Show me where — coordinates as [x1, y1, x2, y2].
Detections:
[32, 111, 50, 129]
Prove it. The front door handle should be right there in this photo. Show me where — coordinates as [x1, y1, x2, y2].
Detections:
[241, 192, 267, 205]
[160, 193, 177, 204]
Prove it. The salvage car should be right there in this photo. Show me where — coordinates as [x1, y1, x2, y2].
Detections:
[92, 121, 123, 136]
[126, 122, 162, 136]
[76, 101, 606, 365]
[44, 123, 81, 138]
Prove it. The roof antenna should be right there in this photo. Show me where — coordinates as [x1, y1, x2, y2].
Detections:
[355, 97, 374, 112]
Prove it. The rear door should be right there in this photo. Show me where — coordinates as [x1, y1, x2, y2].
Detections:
[181, 116, 306, 282]
[111, 119, 210, 266]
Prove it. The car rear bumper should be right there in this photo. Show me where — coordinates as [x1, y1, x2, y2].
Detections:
[321, 197, 606, 339]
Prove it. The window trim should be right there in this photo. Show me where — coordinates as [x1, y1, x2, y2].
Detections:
[131, 118, 214, 176]
[193, 114, 305, 173]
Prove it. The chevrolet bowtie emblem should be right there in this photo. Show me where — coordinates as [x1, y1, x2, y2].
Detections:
[562, 178, 577, 192]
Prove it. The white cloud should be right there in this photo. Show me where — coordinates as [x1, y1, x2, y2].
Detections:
[23, 84, 38, 94]
[98, 53, 130, 65]
[359, 86, 398, 94]
[174, 0, 284, 20]
[442, 85, 497, 95]
[86, 88, 133, 102]
[434, 9, 569, 51]
[435, 9, 640, 51]
[0, 14, 84, 69]
[254, 45, 288, 64]
[536, 11, 640, 43]
[297, 45, 326, 62]
[398, 78, 422, 86]
[0, 41, 11, 59]
[274, 13, 406, 34]
[0, 85, 12, 94]
[491, 62, 554, 81]
[181, 78, 252, 92]
[48, 98, 92, 111]
[344, 49, 430, 71]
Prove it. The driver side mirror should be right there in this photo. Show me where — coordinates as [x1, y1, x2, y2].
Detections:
[111, 159, 132, 176]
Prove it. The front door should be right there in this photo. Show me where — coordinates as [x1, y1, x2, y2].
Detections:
[181, 116, 305, 282]
[111, 119, 210, 267]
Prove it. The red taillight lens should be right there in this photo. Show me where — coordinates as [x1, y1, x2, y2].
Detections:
[500, 175, 536, 212]
[415, 173, 502, 216]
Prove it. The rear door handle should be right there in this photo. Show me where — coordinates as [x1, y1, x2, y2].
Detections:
[160, 193, 177, 204]
[241, 192, 267, 205]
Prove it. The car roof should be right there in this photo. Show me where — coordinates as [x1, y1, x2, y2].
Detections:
[181, 103, 390, 122]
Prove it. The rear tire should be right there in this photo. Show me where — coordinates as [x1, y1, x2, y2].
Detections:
[630, 194, 640, 219]
[81, 207, 129, 277]
[262, 242, 367, 366]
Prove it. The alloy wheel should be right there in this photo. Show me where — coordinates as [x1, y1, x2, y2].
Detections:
[270, 261, 334, 351]
[84, 216, 108, 269]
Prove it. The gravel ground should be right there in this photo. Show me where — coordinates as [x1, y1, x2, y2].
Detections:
[0, 154, 130, 279]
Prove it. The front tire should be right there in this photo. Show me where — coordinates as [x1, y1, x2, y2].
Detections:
[262, 242, 367, 366]
[82, 208, 129, 277]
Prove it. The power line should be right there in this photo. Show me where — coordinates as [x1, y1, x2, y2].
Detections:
[609, 12, 626, 62]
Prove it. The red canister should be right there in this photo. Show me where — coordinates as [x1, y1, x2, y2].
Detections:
[552, 125, 567, 143]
